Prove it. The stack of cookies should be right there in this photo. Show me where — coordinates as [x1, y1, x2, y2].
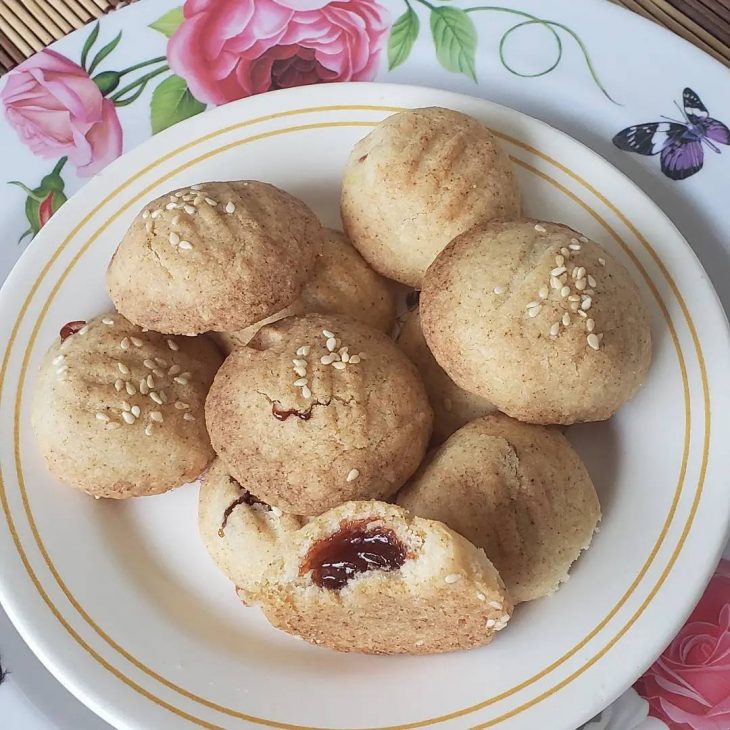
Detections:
[32, 107, 652, 656]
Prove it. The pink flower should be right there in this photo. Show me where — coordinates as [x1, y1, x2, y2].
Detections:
[168, 0, 390, 105]
[1, 49, 122, 177]
[636, 559, 730, 729]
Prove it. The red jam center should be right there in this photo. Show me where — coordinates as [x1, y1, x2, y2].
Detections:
[301, 519, 408, 590]
[218, 481, 270, 537]
[59, 320, 86, 341]
[272, 403, 312, 421]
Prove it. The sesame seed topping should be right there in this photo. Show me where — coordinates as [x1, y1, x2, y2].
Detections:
[146, 374, 156, 389]
[575, 267, 586, 279]
[165, 202, 177, 210]
[168, 365, 181, 376]
[125, 382, 137, 396]
[322, 329, 335, 338]
[586, 318, 595, 332]
[555, 254, 565, 266]
[183, 412, 196, 421]
[169, 232, 180, 246]
[114, 379, 124, 391]
[150, 391, 163, 404]
[102, 319, 113, 327]
[152, 357, 166, 368]
[357, 352, 367, 360]
[326, 337, 337, 352]
[493, 286, 505, 295]
[151, 209, 162, 219]
[348, 355, 361, 364]
[130, 405, 140, 418]
[415, 639, 425, 647]
[56, 365, 69, 374]
[527, 305, 541, 318]
[293, 366, 307, 377]
[142, 210, 150, 219]
[320, 355, 334, 365]
[538, 286, 548, 299]
[143, 359, 155, 369]
[587, 333, 600, 350]
[184, 205, 196, 215]
[293, 359, 306, 367]
[332, 361, 347, 370]
[301, 385, 312, 399]
[121, 400, 131, 411]
[225, 201, 235, 214]
[178, 240, 193, 250]
[293, 377, 308, 387]
[117, 362, 129, 375]
[575, 278, 587, 291]
[95, 412, 109, 422]
[560, 247, 570, 257]
[534, 224, 547, 233]
[588, 275, 597, 288]
[52, 355, 65, 365]
[568, 294, 581, 302]
[444, 573, 462, 584]
[549, 322, 560, 337]
[174, 401, 189, 410]
[122, 411, 136, 424]
[598, 257, 606, 266]
[560, 286, 570, 297]
[526, 301, 539, 309]
[297, 346, 310, 357]
[578, 310, 588, 318]
[174, 191, 185, 198]
[569, 242, 581, 251]
[476, 593, 486, 601]
[150, 411, 163, 422]
[579, 235, 588, 243]
[130, 336, 143, 347]
[78, 325, 89, 335]
[173, 376, 189, 385]
[205, 197, 217, 206]
[488, 600, 503, 609]
[190, 184, 202, 191]
[144, 424, 154, 436]
[106, 421, 121, 431]
[550, 276, 561, 289]
[562, 312, 571, 327]
[341, 352, 350, 363]
[581, 297, 593, 311]
[159, 390, 168, 404]
[120, 337, 130, 351]
[139, 380, 149, 395]
[346, 468, 360, 482]
[271, 505, 283, 517]
[551, 266, 566, 276]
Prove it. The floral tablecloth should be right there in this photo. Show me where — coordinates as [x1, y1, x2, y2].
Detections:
[1, 1, 729, 729]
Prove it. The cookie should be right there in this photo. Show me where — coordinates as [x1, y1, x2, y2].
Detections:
[397, 309, 496, 444]
[107, 181, 321, 334]
[198, 458, 306, 603]
[397, 414, 601, 602]
[216, 229, 396, 353]
[31, 313, 222, 498]
[259, 501, 512, 654]
[421, 220, 652, 424]
[205, 314, 433, 515]
[341, 107, 521, 287]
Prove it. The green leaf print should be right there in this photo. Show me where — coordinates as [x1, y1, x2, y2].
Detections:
[149, 7, 184, 38]
[388, 7, 420, 70]
[429, 6, 478, 81]
[150, 75, 205, 134]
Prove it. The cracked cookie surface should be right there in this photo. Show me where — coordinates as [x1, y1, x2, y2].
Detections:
[205, 313, 433, 515]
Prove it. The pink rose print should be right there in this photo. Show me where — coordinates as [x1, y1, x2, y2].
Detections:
[167, 0, 390, 106]
[1, 49, 122, 177]
[636, 559, 730, 729]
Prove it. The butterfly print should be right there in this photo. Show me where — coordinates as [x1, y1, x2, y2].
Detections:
[613, 88, 730, 180]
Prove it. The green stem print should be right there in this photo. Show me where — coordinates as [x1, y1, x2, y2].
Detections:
[389, 0, 616, 103]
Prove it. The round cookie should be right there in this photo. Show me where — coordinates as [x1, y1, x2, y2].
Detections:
[107, 181, 321, 334]
[205, 314, 433, 515]
[397, 414, 601, 603]
[32, 313, 222, 498]
[341, 107, 521, 287]
[198, 458, 306, 603]
[216, 229, 396, 353]
[259, 500, 512, 654]
[397, 309, 496, 445]
[421, 220, 652, 424]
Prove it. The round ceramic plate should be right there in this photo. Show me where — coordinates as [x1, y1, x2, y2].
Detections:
[0, 82, 729, 730]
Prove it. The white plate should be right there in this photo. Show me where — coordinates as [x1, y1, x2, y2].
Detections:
[0, 82, 729, 730]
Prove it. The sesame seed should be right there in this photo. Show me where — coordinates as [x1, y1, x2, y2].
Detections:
[578, 310, 588, 318]
[581, 297, 593, 311]
[120, 337, 130, 351]
[579, 235, 588, 243]
[183, 412, 196, 421]
[587, 333, 600, 350]
[130, 337, 143, 347]
[598, 257, 606, 266]
[476, 593, 486, 601]
[144, 424, 154, 436]
[320, 355, 334, 365]
[184, 205, 196, 215]
[493, 286, 505, 295]
[586, 318, 595, 332]
[142, 210, 150, 219]
[205, 197, 217, 206]
[297, 346, 310, 357]
[173, 376, 189, 385]
[165, 202, 177, 210]
[121, 400, 131, 411]
[178, 240, 193, 250]
[346, 468, 360, 482]
[125, 382, 136, 396]
[150, 411, 163, 422]
[168, 364, 182, 376]
[415, 639, 425, 647]
[225, 201, 235, 214]
[562, 313, 571, 327]
[527, 305, 541, 318]
[292, 359, 307, 367]
[52, 355, 65, 365]
[78, 325, 89, 335]
[588, 275, 597, 288]
[151, 209, 162, 219]
[575, 267, 586, 279]
[106, 421, 121, 431]
[538, 286, 548, 299]
[114, 379, 124, 391]
[146, 375, 156, 389]
[294, 366, 307, 377]
[569, 242, 581, 251]
[348, 355, 361, 364]
[301, 385, 312, 399]
[122, 411, 136, 424]
[570, 301, 580, 311]
[326, 337, 337, 352]
[271, 505, 283, 517]
[560, 286, 570, 297]
[159, 390, 168, 404]
[445, 573, 462, 584]
[526, 301, 539, 309]
[293, 377, 308, 387]
[169, 232, 180, 246]
[488, 601, 502, 609]
[534, 224, 547, 233]
[95, 412, 109, 422]
[174, 401, 189, 410]
[117, 362, 129, 375]
[576, 278, 587, 291]
[332, 361, 347, 370]
[551, 266, 566, 276]
[560, 247, 570, 257]
[568, 294, 581, 302]
[555, 255, 565, 266]
[139, 380, 149, 395]
[191, 184, 202, 191]
[322, 329, 335, 338]
[174, 191, 185, 198]
[150, 392, 163, 404]
[357, 352, 367, 360]
[550, 276, 561, 289]
[153, 369, 165, 379]
[143, 359, 155, 369]
[55, 365, 69, 374]
[130, 405, 140, 418]
[549, 322, 560, 337]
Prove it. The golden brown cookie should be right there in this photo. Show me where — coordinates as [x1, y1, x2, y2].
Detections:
[397, 414, 601, 602]
[107, 181, 321, 334]
[397, 309, 496, 444]
[205, 314, 433, 515]
[341, 107, 521, 287]
[421, 220, 652, 424]
[259, 501, 512, 654]
[217, 229, 396, 352]
[31, 313, 222, 498]
[198, 458, 306, 603]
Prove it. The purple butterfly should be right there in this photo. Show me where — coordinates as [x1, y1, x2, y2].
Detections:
[613, 88, 730, 180]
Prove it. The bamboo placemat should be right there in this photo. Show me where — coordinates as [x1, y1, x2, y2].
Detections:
[0, 1, 729, 71]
